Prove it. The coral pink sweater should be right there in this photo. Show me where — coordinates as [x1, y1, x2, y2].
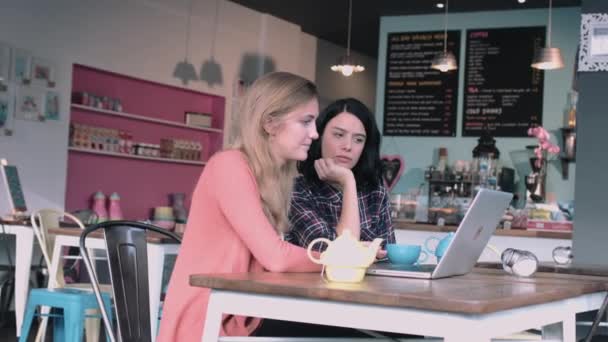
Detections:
[157, 150, 321, 342]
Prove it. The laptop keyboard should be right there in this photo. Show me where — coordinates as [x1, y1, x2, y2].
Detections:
[373, 262, 436, 272]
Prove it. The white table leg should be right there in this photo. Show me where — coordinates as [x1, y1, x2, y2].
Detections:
[542, 314, 576, 342]
[13, 227, 34, 337]
[201, 290, 223, 342]
[147, 244, 165, 342]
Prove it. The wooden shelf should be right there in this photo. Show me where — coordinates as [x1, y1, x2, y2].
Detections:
[71, 104, 223, 133]
[68, 147, 206, 166]
[67, 64, 225, 219]
[393, 220, 572, 239]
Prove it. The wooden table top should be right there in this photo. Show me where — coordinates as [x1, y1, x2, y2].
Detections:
[393, 220, 572, 239]
[47, 226, 181, 244]
[477, 261, 608, 278]
[190, 268, 608, 314]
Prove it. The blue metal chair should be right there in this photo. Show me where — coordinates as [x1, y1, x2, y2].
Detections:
[19, 288, 113, 342]
[79, 220, 181, 342]
[19, 209, 112, 342]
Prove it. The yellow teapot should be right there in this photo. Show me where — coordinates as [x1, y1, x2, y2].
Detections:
[306, 230, 383, 283]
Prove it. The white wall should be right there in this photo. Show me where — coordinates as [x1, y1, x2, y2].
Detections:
[0, 0, 317, 215]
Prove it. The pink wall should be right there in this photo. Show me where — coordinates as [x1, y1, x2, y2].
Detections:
[65, 65, 225, 220]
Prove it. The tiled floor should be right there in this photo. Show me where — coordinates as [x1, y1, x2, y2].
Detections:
[0, 315, 35, 342]
[0, 314, 107, 342]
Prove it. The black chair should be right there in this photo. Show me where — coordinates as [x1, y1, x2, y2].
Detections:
[581, 294, 608, 342]
[79, 220, 182, 342]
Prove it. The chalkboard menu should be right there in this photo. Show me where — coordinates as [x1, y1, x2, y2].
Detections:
[383, 31, 460, 136]
[463, 27, 545, 137]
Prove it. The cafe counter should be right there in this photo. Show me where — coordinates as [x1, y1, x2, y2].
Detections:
[393, 220, 572, 239]
[392, 219, 571, 263]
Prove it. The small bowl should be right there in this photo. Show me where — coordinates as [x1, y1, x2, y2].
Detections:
[153, 219, 175, 231]
[386, 244, 427, 265]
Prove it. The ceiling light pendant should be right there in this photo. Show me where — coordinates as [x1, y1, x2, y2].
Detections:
[173, 0, 198, 84]
[431, 51, 458, 72]
[531, 0, 564, 70]
[331, 0, 364, 77]
[431, 0, 458, 72]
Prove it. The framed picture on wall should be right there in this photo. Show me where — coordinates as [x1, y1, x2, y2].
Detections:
[31, 57, 56, 87]
[44, 90, 60, 120]
[579, 13, 608, 72]
[0, 42, 10, 88]
[15, 85, 44, 121]
[11, 48, 31, 84]
[0, 85, 14, 136]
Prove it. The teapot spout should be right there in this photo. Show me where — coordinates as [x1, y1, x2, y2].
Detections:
[366, 238, 384, 263]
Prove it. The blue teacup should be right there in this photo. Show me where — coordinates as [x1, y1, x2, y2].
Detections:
[386, 244, 428, 265]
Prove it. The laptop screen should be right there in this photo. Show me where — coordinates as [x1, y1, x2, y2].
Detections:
[1, 160, 27, 213]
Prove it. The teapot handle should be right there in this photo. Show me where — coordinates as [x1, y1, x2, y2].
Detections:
[307, 238, 332, 264]
[424, 236, 440, 254]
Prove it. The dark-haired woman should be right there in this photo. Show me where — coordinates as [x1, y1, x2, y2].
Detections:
[286, 97, 395, 253]
[253, 98, 400, 338]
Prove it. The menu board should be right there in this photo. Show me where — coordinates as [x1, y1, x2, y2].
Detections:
[383, 30, 460, 136]
[463, 27, 545, 137]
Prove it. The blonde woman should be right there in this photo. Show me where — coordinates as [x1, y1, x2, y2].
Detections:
[158, 72, 322, 342]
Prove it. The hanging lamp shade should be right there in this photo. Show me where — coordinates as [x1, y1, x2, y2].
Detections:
[331, 55, 365, 77]
[173, 59, 198, 85]
[431, 51, 458, 72]
[430, 0, 457, 72]
[531, 0, 564, 70]
[172, 0, 199, 85]
[531, 47, 564, 70]
[331, 0, 364, 77]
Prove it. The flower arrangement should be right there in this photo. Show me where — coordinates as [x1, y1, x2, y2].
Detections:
[528, 126, 560, 169]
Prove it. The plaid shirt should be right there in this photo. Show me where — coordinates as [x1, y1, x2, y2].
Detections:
[286, 176, 396, 252]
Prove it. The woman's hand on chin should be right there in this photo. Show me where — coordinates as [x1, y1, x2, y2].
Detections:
[314, 158, 353, 187]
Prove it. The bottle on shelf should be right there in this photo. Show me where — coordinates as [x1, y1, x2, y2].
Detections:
[566, 90, 578, 128]
[437, 147, 448, 176]
[108, 192, 123, 220]
[170, 192, 188, 223]
[92, 191, 108, 222]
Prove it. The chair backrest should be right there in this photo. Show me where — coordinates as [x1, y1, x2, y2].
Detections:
[79, 220, 181, 342]
[31, 209, 86, 287]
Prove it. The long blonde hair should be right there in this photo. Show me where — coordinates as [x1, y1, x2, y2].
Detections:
[231, 72, 317, 233]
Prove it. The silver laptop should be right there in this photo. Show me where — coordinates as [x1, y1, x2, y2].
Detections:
[367, 189, 513, 279]
[1, 159, 28, 218]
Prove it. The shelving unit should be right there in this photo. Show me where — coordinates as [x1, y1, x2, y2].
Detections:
[68, 147, 206, 166]
[71, 104, 223, 133]
[66, 64, 225, 219]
